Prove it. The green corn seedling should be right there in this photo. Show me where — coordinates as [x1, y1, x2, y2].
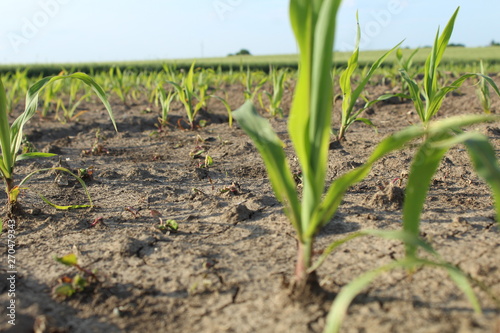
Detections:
[395, 47, 419, 100]
[234, 0, 344, 288]
[109, 66, 133, 106]
[56, 79, 92, 122]
[4, 69, 29, 114]
[336, 13, 402, 141]
[0, 73, 117, 213]
[477, 60, 492, 114]
[41, 73, 64, 117]
[242, 66, 267, 102]
[259, 67, 286, 117]
[167, 62, 201, 129]
[168, 62, 232, 129]
[400, 7, 500, 126]
[157, 84, 176, 128]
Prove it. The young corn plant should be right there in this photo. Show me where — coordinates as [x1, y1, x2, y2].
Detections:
[234, 0, 344, 289]
[56, 79, 92, 123]
[168, 62, 232, 129]
[156, 84, 176, 129]
[395, 47, 419, 99]
[476, 60, 492, 114]
[400, 7, 500, 127]
[242, 67, 267, 102]
[41, 73, 64, 117]
[4, 69, 29, 114]
[109, 66, 133, 106]
[336, 13, 402, 141]
[259, 67, 287, 117]
[167, 62, 203, 129]
[0, 73, 117, 214]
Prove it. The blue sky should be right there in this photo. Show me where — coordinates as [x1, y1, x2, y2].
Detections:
[0, 0, 499, 64]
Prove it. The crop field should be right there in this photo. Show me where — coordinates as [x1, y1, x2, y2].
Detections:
[1, 2, 500, 333]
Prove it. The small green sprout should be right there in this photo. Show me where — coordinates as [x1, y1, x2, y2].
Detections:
[336, 12, 402, 141]
[151, 210, 178, 233]
[400, 7, 500, 127]
[53, 253, 98, 299]
[477, 60, 492, 114]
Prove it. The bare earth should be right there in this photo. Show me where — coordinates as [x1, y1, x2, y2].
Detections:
[1, 76, 500, 333]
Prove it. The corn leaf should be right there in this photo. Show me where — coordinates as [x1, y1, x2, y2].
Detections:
[433, 132, 500, 225]
[232, 101, 301, 235]
[403, 135, 449, 258]
[0, 78, 12, 179]
[424, 7, 460, 102]
[10, 73, 116, 165]
[288, 0, 342, 233]
[324, 257, 480, 333]
[18, 167, 93, 209]
[16, 152, 57, 161]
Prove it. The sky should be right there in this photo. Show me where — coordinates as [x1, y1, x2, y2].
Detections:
[0, 0, 499, 64]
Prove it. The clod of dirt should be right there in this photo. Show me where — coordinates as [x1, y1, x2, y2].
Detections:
[124, 167, 154, 182]
[222, 204, 253, 224]
[119, 235, 157, 257]
[42, 144, 63, 154]
[194, 167, 209, 180]
[99, 170, 121, 179]
[367, 183, 405, 210]
[446, 216, 471, 234]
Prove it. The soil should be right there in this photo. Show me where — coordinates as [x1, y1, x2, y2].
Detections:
[1, 76, 500, 333]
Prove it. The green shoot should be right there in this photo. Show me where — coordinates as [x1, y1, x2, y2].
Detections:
[157, 84, 177, 128]
[477, 60, 492, 113]
[167, 62, 200, 129]
[336, 12, 402, 141]
[0, 73, 116, 213]
[400, 7, 500, 126]
[260, 67, 286, 117]
[242, 66, 267, 102]
[234, 0, 343, 288]
[109, 66, 133, 106]
[53, 253, 98, 299]
[395, 48, 419, 101]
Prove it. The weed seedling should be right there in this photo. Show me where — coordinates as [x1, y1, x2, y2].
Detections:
[150, 209, 178, 233]
[125, 206, 141, 218]
[52, 253, 98, 299]
[82, 129, 109, 156]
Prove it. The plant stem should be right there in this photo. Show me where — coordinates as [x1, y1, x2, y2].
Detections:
[295, 239, 314, 286]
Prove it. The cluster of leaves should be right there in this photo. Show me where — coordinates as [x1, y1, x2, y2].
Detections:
[52, 253, 98, 299]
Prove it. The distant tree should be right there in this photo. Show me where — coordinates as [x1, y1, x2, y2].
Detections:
[448, 43, 465, 47]
[491, 40, 500, 46]
[227, 49, 252, 57]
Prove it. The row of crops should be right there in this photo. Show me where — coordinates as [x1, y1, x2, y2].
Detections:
[1, 52, 497, 132]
